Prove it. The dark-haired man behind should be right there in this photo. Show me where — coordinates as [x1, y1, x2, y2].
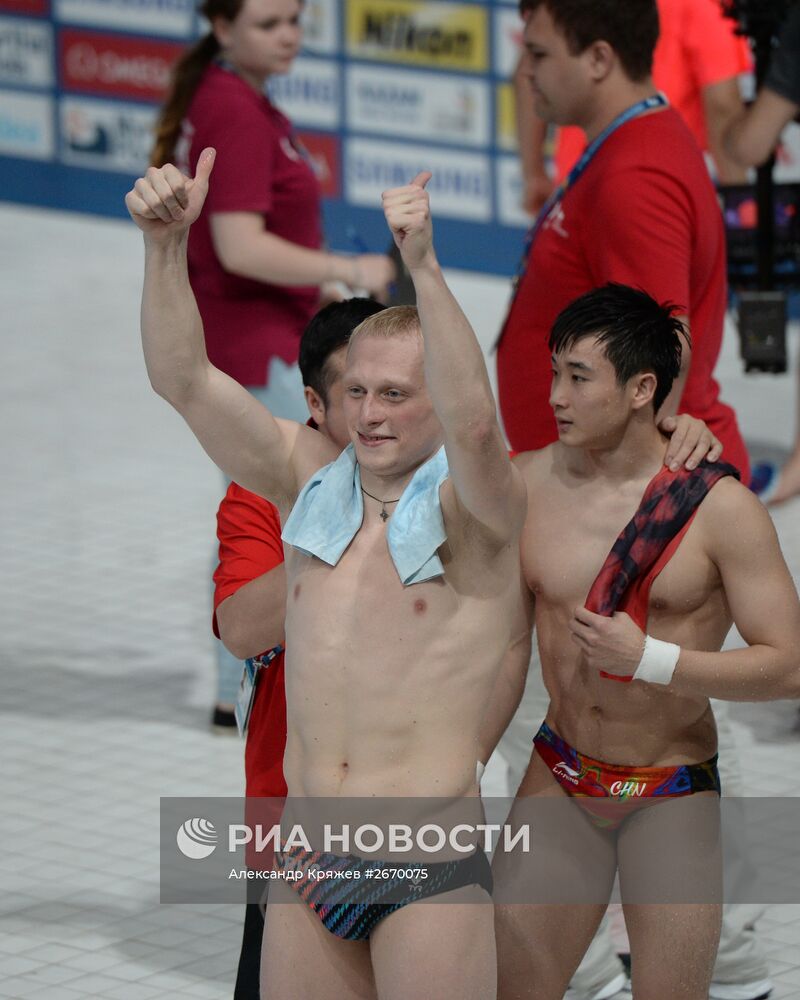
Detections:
[212, 297, 386, 1000]
[486, 285, 800, 1000]
[497, 0, 750, 485]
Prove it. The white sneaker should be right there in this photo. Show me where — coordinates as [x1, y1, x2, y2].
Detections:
[708, 979, 772, 1000]
[565, 972, 632, 1000]
[592, 972, 632, 1000]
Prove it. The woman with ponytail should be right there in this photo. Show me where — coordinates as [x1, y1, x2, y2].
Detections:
[151, 0, 395, 743]
[152, 0, 394, 413]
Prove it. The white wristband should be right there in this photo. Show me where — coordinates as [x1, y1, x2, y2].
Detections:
[633, 635, 680, 685]
[476, 761, 485, 786]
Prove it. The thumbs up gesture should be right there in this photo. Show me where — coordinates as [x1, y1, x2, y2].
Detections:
[125, 147, 216, 241]
[381, 171, 434, 272]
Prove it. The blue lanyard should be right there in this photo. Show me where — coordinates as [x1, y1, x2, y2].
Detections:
[497, 92, 669, 349]
[250, 645, 283, 672]
[525, 93, 668, 251]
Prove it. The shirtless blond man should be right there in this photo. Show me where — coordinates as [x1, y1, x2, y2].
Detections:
[486, 284, 800, 1000]
[126, 154, 526, 999]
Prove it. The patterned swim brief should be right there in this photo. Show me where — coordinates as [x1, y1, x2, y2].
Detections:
[533, 720, 720, 829]
[274, 843, 493, 940]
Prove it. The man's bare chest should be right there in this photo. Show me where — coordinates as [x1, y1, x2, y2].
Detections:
[286, 526, 458, 641]
[522, 491, 719, 618]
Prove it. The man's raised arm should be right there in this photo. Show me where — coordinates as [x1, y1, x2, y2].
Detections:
[381, 174, 526, 540]
[125, 149, 334, 508]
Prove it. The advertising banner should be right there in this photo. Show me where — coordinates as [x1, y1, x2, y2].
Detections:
[0, 15, 52, 86]
[59, 28, 182, 102]
[269, 56, 340, 130]
[54, 0, 194, 37]
[0, 0, 49, 14]
[0, 0, 541, 275]
[346, 136, 491, 220]
[59, 94, 156, 171]
[346, 63, 489, 147]
[345, 0, 488, 73]
[0, 87, 53, 157]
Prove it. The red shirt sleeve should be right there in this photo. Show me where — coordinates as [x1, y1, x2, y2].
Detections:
[582, 163, 691, 314]
[212, 482, 285, 637]
[683, 0, 750, 90]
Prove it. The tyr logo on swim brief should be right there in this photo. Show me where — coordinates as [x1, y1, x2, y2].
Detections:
[552, 762, 580, 785]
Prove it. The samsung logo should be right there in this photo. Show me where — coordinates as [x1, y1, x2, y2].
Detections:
[351, 159, 487, 197]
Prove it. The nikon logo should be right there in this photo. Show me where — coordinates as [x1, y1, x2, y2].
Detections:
[347, 1, 487, 72]
[362, 13, 473, 59]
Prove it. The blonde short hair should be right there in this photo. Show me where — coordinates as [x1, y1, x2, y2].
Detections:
[347, 305, 422, 354]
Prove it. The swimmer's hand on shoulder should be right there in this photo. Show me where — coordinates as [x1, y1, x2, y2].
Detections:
[659, 413, 722, 472]
[125, 147, 216, 243]
[381, 171, 436, 273]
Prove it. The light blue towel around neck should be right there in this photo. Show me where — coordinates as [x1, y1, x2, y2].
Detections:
[281, 444, 449, 585]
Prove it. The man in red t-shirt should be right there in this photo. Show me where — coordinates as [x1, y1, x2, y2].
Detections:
[213, 298, 385, 1000]
[498, 0, 750, 486]
[551, 0, 751, 183]
[517, 0, 750, 213]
